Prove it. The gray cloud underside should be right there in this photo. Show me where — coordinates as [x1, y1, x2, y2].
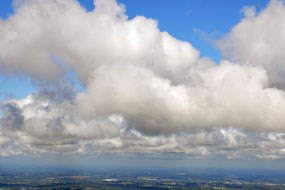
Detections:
[0, 0, 285, 159]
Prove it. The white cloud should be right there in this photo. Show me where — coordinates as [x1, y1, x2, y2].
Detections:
[77, 60, 285, 133]
[218, 0, 285, 88]
[1, 94, 285, 159]
[0, 0, 285, 159]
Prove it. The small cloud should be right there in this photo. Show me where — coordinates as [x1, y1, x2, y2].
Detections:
[240, 5, 256, 18]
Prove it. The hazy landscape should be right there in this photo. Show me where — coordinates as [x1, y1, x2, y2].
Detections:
[1, 167, 285, 189]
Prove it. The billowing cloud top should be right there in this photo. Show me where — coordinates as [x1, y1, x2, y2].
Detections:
[0, 0, 285, 159]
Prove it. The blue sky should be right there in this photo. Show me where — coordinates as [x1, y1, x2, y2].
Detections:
[0, 0, 269, 101]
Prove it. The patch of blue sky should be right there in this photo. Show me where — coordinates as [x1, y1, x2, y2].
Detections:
[49, 54, 85, 92]
[0, 0, 14, 19]
[66, 70, 85, 93]
[0, 75, 36, 100]
[77, 0, 95, 12]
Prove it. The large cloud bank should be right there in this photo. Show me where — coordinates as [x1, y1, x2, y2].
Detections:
[1, 0, 285, 159]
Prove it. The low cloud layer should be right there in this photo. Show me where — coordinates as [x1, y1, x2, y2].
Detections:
[0, 0, 285, 159]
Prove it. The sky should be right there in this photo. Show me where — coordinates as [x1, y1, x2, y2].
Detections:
[0, 0, 269, 99]
[2, 0, 285, 169]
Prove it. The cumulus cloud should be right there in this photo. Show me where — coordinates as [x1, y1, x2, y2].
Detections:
[1, 94, 285, 159]
[77, 60, 285, 134]
[218, 0, 285, 88]
[0, 0, 199, 83]
[0, 0, 285, 159]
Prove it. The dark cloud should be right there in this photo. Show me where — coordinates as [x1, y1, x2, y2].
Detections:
[0, 103, 24, 131]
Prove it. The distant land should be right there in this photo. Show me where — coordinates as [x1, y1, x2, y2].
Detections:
[0, 166, 285, 190]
